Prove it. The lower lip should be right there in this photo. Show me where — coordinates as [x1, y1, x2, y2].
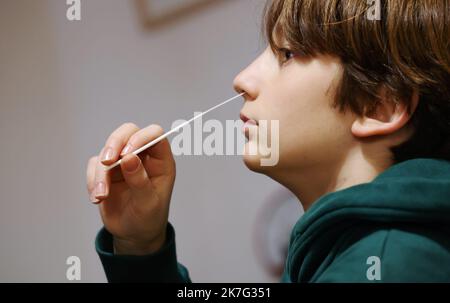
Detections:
[242, 119, 258, 136]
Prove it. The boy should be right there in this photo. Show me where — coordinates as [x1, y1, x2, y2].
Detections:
[86, 0, 450, 282]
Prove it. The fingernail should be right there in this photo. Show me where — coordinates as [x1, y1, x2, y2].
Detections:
[123, 155, 140, 173]
[94, 181, 106, 198]
[101, 147, 114, 162]
[90, 192, 100, 204]
[121, 144, 133, 156]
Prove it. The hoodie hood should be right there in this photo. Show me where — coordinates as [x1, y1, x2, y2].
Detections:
[285, 158, 450, 282]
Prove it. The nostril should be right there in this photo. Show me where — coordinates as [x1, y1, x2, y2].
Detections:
[234, 87, 245, 95]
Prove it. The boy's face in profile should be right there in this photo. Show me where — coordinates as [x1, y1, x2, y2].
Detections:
[232, 0, 431, 208]
[234, 46, 356, 181]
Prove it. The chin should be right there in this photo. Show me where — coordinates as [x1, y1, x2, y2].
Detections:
[242, 153, 262, 171]
[242, 142, 272, 174]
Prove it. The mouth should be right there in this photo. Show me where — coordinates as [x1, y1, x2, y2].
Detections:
[240, 112, 258, 138]
[240, 112, 258, 124]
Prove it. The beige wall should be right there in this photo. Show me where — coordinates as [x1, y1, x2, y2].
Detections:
[0, 0, 302, 282]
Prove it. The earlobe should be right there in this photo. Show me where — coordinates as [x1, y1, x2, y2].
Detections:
[351, 116, 392, 137]
[351, 91, 419, 138]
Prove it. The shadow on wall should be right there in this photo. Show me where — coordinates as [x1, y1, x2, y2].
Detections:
[135, 0, 232, 30]
[252, 187, 304, 279]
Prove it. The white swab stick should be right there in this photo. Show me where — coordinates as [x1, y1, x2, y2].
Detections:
[104, 92, 245, 171]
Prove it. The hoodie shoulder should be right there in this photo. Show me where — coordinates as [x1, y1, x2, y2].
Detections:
[314, 225, 450, 282]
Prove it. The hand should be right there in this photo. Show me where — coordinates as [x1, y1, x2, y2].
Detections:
[86, 123, 176, 255]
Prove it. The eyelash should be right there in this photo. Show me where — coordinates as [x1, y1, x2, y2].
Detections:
[276, 48, 296, 65]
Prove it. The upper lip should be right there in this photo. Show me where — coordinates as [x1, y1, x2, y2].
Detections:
[240, 112, 258, 125]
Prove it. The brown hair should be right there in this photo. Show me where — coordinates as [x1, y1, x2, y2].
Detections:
[263, 0, 450, 163]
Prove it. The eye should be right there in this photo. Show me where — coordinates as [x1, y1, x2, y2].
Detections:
[277, 48, 296, 65]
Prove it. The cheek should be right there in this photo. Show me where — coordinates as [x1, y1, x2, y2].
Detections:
[265, 61, 351, 166]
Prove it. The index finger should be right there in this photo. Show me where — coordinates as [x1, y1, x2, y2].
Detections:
[100, 122, 140, 165]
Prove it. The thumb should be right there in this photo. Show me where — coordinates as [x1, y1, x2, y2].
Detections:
[120, 153, 152, 195]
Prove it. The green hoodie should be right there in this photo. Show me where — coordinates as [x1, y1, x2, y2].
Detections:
[96, 158, 450, 282]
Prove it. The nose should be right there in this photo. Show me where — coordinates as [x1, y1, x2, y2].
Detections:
[233, 63, 258, 102]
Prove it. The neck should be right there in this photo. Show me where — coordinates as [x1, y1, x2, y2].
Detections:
[272, 147, 393, 211]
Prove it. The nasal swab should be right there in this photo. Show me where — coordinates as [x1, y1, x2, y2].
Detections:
[104, 92, 245, 171]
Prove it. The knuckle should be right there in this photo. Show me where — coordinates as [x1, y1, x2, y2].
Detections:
[149, 124, 163, 133]
[132, 174, 150, 190]
[107, 123, 139, 143]
[127, 133, 141, 145]
[94, 167, 105, 182]
[106, 134, 120, 145]
[94, 176, 104, 186]
[123, 122, 139, 130]
[128, 124, 160, 145]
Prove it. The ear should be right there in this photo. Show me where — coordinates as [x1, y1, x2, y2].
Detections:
[351, 89, 419, 138]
